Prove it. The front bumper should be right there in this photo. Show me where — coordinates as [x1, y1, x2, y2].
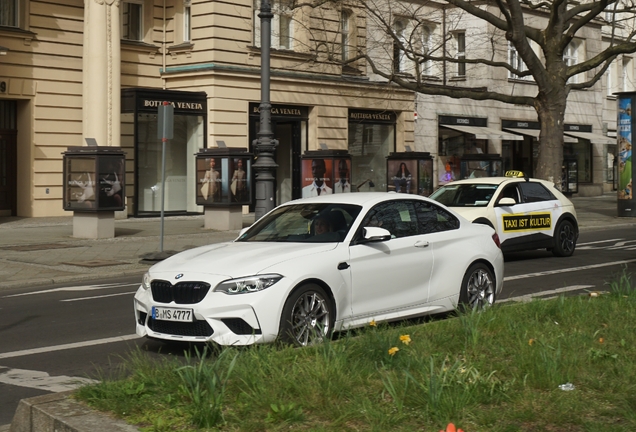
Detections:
[133, 283, 284, 346]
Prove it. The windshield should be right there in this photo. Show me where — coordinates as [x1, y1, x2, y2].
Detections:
[429, 184, 499, 207]
[236, 203, 362, 243]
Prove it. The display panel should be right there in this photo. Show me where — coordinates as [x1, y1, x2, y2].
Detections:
[301, 158, 334, 197]
[65, 157, 96, 210]
[197, 157, 223, 204]
[98, 156, 125, 208]
[388, 159, 416, 193]
[333, 158, 351, 193]
[229, 157, 251, 204]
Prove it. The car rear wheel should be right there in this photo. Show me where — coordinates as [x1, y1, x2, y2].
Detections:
[459, 263, 495, 310]
[278, 283, 333, 347]
[552, 220, 576, 257]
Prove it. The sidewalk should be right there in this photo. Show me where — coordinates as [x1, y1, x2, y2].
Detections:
[0, 193, 632, 291]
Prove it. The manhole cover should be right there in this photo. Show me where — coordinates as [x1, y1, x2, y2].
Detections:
[1, 244, 83, 252]
[61, 260, 128, 268]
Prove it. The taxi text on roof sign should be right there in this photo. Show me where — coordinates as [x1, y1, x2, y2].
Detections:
[501, 213, 552, 232]
[504, 170, 525, 178]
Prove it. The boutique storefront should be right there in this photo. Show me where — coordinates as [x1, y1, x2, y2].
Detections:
[437, 115, 520, 184]
[121, 88, 207, 217]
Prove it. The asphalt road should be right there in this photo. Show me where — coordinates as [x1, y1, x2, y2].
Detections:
[1, 226, 635, 426]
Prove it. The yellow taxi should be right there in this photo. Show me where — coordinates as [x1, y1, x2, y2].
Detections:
[429, 171, 579, 256]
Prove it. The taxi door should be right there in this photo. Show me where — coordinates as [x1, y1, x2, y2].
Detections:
[493, 181, 562, 249]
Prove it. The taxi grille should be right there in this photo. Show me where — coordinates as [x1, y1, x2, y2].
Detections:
[148, 317, 214, 337]
[151, 280, 211, 304]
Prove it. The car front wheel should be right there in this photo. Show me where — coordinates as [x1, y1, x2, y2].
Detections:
[279, 283, 333, 347]
[459, 263, 496, 310]
[552, 220, 576, 257]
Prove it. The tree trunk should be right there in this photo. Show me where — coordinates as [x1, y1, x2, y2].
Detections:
[534, 88, 567, 190]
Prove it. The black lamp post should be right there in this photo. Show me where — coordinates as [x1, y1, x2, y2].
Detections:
[253, 0, 279, 220]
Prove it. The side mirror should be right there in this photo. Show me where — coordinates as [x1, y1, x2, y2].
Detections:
[362, 226, 392, 242]
[498, 197, 516, 206]
[236, 226, 250, 240]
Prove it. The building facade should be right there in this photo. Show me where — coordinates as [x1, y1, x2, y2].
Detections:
[0, 0, 415, 217]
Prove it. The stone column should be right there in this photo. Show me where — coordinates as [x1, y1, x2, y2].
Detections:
[83, 0, 121, 147]
[76, 0, 121, 238]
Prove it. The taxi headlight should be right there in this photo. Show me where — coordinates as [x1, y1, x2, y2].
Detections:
[214, 274, 283, 294]
[142, 272, 152, 290]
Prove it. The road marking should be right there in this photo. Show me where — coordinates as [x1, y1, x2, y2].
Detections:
[61, 291, 136, 302]
[577, 238, 623, 246]
[0, 367, 97, 392]
[504, 259, 636, 281]
[0, 334, 140, 360]
[499, 285, 595, 303]
[2, 283, 139, 298]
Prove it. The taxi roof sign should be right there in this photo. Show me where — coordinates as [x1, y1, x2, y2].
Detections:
[505, 170, 525, 178]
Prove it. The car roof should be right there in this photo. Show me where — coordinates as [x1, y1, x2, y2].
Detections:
[439, 177, 555, 188]
[281, 192, 435, 207]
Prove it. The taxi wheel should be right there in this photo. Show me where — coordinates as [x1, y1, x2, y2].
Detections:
[552, 220, 576, 257]
[278, 284, 334, 347]
[459, 263, 496, 311]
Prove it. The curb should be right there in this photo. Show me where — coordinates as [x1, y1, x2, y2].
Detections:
[8, 391, 137, 432]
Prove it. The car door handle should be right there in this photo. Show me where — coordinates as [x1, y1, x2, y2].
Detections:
[414, 241, 430, 248]
[338, 262, 350, 270]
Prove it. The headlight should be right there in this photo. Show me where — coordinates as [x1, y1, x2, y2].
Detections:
[142, 272, 151, 290]
[214, 274, 283, 294]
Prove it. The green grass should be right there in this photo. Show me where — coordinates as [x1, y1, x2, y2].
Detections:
[76, 270, 636, 431]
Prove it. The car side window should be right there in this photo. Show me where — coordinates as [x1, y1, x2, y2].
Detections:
[361, 201, 419, 239]
[497, 185, 520, 204]
[413, 200, 460, 234]
[518, 182, 556, 203]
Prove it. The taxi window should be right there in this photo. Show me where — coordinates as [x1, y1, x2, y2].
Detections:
[413, 201, 460, 234]
[429, 184, 498, 207]
[519, 182, 556, 203]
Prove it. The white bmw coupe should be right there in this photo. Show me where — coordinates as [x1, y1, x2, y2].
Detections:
[134, 193, 504, 347]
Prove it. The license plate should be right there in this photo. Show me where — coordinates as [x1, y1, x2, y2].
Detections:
[151, 306, 193, 322]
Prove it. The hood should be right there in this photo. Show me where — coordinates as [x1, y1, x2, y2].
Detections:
[149, 241, 337, 278]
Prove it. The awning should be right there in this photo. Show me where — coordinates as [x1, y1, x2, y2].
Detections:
[503, 128, 541, 138]
[441, 124, 523, 141]
[504, 127, 583, 143]
[564, 131, 615, 144]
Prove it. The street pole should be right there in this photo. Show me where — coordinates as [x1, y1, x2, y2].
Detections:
[253, 0, 278, 220]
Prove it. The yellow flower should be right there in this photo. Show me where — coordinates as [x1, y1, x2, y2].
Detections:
[528, 338, 536, 346]
[369, 320, 377, 327]
[388, 347, 399, 356]
[599, 337, 604, 344]
[399, 334, 411, 345]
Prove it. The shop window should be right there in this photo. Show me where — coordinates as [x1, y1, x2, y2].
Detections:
[564, 140, 592, 183]
[349, 123, 394, 192]
[254, 0, 294, 50]
[121, 0, 143, 41]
